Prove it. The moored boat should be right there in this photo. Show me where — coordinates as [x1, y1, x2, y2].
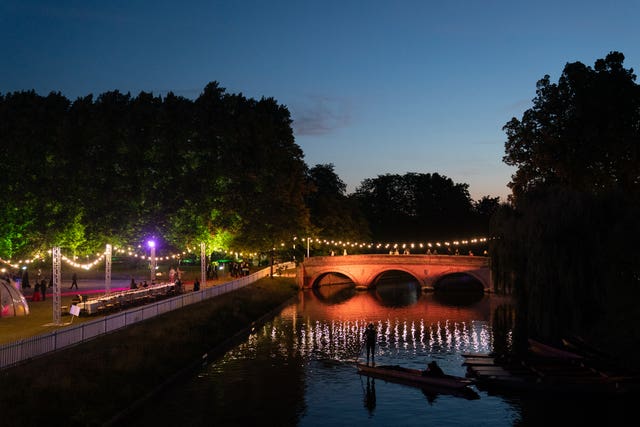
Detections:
[560, 335, 613, 361]
[462, 351, 640, 395]
[527, 338, 584, 360]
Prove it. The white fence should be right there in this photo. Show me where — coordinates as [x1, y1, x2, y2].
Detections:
[0, 263, 294, 371]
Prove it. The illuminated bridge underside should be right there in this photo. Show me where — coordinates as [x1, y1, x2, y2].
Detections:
[297, 254, 491, 291]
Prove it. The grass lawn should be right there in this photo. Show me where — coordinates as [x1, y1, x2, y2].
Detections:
[0, 293, 91, 344]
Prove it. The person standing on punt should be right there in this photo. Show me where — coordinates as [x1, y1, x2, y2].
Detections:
[364, 323, 377, 366]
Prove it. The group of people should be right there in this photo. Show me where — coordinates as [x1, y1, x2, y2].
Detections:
[130, 277, 185, 292]
[130, 275, 199, 294]
[168, 266, 183, 283]
[14, 267, 80, 296]
[226, 261, 251, 278]
[129, 278, 150, 289]
[30, 279, 48, 301]
[322, 248, 490, 257]
[329, 249, 349, 256]
[362, 322, 444, 376]
[388, 248, 412, 255]
[26, 271, 78, 302]
[206, 263, 219, 279]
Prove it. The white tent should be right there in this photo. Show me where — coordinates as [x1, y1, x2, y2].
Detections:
[1, 278, 30, 317]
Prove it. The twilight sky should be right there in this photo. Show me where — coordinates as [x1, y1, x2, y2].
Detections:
[2, 0, 639, 201]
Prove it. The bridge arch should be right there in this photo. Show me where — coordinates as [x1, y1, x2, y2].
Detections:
[371, 273, 422, 307]
[368, 268, 425, 289]
[432, 272, 485, 293]
[311, 282, 358, 305]
[308, 269, 358, 289]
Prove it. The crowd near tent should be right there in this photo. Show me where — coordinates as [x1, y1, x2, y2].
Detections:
[0, 278, 30, 317]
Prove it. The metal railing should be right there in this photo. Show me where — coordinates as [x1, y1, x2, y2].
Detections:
[0, 262, 294, 371]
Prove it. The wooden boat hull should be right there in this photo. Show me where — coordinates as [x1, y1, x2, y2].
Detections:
[528, 338, 583, 360]
[356, 363, 473, 390]
[560, 336, 612, 360]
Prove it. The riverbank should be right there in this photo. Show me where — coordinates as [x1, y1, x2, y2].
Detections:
[0, 275, 299, 426]
[0, 267, 243, 345]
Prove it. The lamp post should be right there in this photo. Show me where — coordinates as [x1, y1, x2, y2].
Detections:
[148, 240, 156, 282]
[105, 244, 112, 294]
[200, 242, 206, 289]
[52, 246, 61, 325]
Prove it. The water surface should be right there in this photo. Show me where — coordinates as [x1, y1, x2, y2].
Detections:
[126, 282, 634, 426]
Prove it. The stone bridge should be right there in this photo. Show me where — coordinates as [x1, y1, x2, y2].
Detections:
[296, 254, 492, 292]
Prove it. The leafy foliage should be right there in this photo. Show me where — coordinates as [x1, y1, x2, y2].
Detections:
[353, 172, 490, 241]
[306, 164, 371, 242]
[0, 83, 311, 258]
[503, 51, 640, 202]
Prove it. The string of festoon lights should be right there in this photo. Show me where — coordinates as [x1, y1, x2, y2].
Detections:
[296, 236, 488, 252]
[0, 244, 258, 272]
[0, 235, 488, 272]
[0, 246, 184, 271]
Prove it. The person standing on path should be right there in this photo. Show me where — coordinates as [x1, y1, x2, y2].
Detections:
[21, 269, 30, 289]
[69, 272, 78, 290]
[32, 282, 41, 301]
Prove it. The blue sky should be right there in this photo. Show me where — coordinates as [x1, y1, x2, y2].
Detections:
[2, 0, 639, 201]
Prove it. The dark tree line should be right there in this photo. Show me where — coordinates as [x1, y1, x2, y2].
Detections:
[490, 52, 640, 358]
[353, 172, 498, 242]
[0, 83, 311, 258]
[0, 82, 496, 261]
[305, 164, 371, 242]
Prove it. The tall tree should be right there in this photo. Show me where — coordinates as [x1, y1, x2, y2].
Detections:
[217, 96, 311, 252]
[353, 172, 476, 241]
[306, 163, 370, 242]
[503, 51, 640, 203]
[472, 195, 501, 235]
[0, 91, 74, 255]
[493, 52, 640, 354]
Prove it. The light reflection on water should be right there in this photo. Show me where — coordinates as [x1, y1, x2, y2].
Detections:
[124, 283, 636, 426]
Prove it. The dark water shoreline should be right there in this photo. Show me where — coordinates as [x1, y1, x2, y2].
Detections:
[0, 277, 299, 426]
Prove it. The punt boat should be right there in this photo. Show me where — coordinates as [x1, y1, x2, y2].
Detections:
[356, 362, 475, 391]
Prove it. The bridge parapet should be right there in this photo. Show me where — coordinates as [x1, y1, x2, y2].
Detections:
[302, 254, 489, 267]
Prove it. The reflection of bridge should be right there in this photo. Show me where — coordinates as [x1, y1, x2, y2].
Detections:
[296, 254, 492, 291]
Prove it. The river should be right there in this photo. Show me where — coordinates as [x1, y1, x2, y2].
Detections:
[124, 279, 635, 426]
